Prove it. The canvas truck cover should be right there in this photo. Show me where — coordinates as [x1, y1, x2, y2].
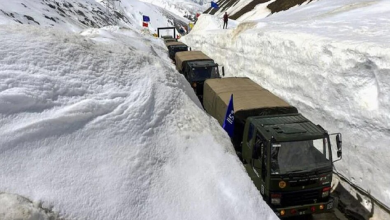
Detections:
[175, 51, 213, 71]
[203, 77, 298, 125]
[165, 41, 185, 47]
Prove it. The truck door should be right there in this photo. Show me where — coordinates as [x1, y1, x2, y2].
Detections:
[251, 132, 267, 194]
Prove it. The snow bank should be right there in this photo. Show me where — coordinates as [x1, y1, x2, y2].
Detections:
[0, 23, 277, 220]
[182, 0, 390, 207]
[0, 193, 57, 220]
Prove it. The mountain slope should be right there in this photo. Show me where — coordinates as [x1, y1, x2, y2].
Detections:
[204, 0, 314, 21]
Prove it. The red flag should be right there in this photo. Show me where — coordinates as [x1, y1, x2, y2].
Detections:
[142, 22, 148, 27]
[196, 13, 200, 18]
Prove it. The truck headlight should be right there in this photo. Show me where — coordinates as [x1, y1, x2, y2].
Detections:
[322, 187, 331, 198]
[271, 198, 281, 205]
[322, 191, 329, 198]
[271, 193, 281, 205]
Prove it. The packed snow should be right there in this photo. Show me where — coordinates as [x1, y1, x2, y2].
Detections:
[0, 193, 57, 220]
[0, 0, 278, 219]
[182, 0, 390, 212]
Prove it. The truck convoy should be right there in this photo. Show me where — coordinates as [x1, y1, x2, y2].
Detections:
[175, 51, 221, 102]
[159, 33, 343, 218]
[203, 77, 342, 218]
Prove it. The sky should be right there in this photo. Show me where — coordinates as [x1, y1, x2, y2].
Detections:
[0, 0, 278, 219]
[182, 0, 390, 217]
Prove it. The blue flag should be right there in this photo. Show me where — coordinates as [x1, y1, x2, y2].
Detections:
[223, 94, 234, 137]
[211, 1, 219, 9]
[143, 15, 150, 22]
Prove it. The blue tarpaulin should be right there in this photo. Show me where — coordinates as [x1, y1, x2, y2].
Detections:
[143, 15, 150, 22]
[211, 1, 219, 9]
[222, 94, 234, 137]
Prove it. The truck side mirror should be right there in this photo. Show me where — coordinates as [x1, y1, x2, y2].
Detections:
[222, 66, 225, 76]
[336, 133, 342, 158]
[330, 133, 342, 162]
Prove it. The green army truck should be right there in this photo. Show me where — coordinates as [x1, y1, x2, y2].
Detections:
[165, 41, 188, 61]
[203, 77, 342, 218]
[175, 51, 221, 102]
[164, 38, 177, 44]
[161, 35, 174, 39]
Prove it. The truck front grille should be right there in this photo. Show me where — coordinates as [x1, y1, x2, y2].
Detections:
[281, 189, 320, 206]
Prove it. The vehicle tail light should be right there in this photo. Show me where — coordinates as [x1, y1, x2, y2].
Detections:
[290, 209, 297, 215]
[319, 204, 324, 210]
[280, 210, 285, 216]
[311, 206, 316, 212]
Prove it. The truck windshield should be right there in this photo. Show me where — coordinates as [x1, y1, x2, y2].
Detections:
[270, 138, 331, 175]
[173, 46, 187, 52]
[192, 67, 215, 81]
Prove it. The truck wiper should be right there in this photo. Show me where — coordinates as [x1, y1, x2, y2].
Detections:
[286, 169, 305, 174]
[287, 166, 331, 174]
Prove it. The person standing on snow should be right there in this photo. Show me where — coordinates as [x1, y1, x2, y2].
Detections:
[223, 12, 228, 29]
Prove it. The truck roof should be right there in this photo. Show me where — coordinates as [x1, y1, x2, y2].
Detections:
[161, 35, 173, 39]
[203, 77, 297, 125]
[164, 39, 177, 44]
[165, 41, 186, 47]
[175, 51, 213, 71]
[249, 114, 327, 142]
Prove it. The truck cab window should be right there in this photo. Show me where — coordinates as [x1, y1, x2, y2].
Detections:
[252, 134, 264, 170]
[191, 67, 213, 81]
[270, 138, 331, 175]
[247, 123, 254, 146]
[313, 138, 330, 160]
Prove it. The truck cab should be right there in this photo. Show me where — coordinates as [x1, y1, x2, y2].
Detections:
[242, 114, 342, 218]
[176, 51, 220, 102]
[165, 41, 188, 61]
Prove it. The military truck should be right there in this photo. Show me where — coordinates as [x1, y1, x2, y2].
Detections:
[203, 77, 342, 218]
[161, 35, 174, 40]
[175, 51, 221, 102]
[165, 41, 188, 60]
[164, 38, 177, 44]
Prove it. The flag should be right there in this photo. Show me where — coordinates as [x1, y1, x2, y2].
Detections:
[142, 22, 148, 27]
[211, 1, 219, 9]
[223, 94, 234, 137]
[196, 13, 200, 18]
[143, 15, 150, 22]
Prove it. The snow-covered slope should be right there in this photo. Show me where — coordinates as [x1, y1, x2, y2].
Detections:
[204, 0, 313, 21]
[0, 0, 129, 32]
[183, 0, 390, 212]
[139, 0, 208, 21]
[0, 0, 189, 35]
[0, 0, 278, 219]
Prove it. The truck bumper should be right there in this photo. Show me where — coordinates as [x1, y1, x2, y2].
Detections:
[274, 197, 334, 218]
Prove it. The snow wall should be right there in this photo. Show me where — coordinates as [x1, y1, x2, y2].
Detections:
[182, 0, 390, 209]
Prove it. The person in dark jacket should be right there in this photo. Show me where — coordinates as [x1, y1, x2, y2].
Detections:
[223, 12, 228, 29]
